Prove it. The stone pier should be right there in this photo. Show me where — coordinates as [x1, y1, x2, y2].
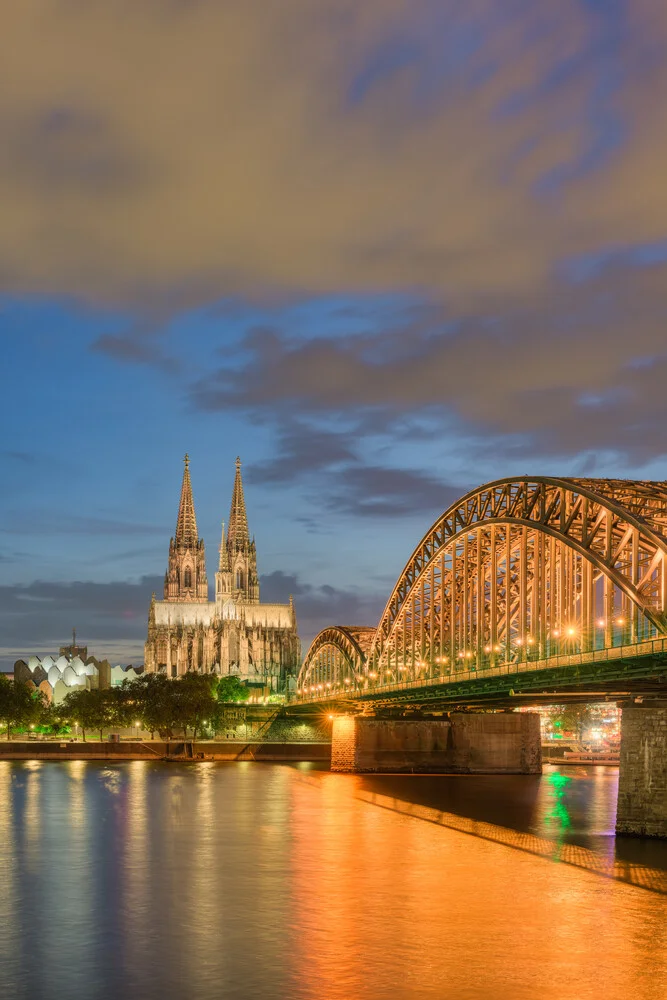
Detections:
[616, 702, 667, 838]
[331, 713, 542, 774]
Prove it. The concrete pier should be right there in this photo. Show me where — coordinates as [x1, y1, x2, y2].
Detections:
[331, 713, 542, 774]
[616, 702, 667, 838]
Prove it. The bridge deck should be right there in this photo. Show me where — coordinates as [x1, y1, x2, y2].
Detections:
[297, 636, 667, 709]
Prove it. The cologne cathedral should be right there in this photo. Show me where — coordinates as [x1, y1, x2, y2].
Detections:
[144, 456, 300, 690]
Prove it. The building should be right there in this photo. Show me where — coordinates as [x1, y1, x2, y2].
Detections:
[13, 652, 143, 704]
[144, 455, 300, 690]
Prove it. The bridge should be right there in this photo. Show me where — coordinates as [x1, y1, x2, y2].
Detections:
[294, 477, 667, 836]
[297, 477, 667, 707]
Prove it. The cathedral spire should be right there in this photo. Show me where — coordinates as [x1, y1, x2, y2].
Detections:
[218, 521, 229, 571]
[227, 456, 250, 549]
[164, 454, 208, 602]
[175, 453, 198, 546]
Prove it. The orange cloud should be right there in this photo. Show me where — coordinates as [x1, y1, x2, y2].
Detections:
[0, 1, 665, 306]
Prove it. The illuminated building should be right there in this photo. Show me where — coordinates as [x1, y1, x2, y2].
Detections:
[13, 653, 143, 703]
[144, 455, 300, 690]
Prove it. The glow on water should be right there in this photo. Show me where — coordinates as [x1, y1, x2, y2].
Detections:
[0, 761, 666, 1000]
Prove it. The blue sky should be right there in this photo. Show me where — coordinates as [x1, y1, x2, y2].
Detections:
[2, 1, 667, 668]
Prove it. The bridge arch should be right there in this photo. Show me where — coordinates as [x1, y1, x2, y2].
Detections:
[297, 626, 375, 696]
[365, 477, 667, 683]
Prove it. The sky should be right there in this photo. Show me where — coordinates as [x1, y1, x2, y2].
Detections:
[2, 0, 667, 669]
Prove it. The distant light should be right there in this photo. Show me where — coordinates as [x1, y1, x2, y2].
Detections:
[597, 619, 605, 628]
[344, 678, 350, 685]
[617, 618, 625, 626]
[553, 630, 560, 637]
[527, 638, 534, 646]
[567, 627, 576, 637]
[516, 638, 523, 646]
[466, 652, 473, 659]
[328, 715, 334, 721]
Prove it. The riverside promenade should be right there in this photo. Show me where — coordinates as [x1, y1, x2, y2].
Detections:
[0, 739, 332, 762]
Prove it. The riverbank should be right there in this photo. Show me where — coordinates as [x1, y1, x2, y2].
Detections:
[0, 740, 332, 762]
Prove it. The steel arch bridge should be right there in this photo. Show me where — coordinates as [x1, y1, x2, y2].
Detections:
[297, 477, 667, 705]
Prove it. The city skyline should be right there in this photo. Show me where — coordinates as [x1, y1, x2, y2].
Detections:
[3, 2, 667, 669]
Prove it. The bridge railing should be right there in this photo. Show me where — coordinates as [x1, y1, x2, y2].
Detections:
[298, 635, 667, 703]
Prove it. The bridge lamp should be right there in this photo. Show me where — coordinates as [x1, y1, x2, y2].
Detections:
[344, 678, 350, 685]
[516, 638, 523, 646]
[527, 637, 534, 646]
[617, 617, 625, 626]
[552, 629, 560, 637]
[484, 646, 491, 654]
[465, 651, 473, 659]
[597, 619, 605, 628]
[493, 645, 501, 653]
[567, 627, 576, 637]
[458, 651, 465, 659]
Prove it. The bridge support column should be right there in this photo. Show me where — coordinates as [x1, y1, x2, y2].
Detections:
[331, 713, 541, 774]
[616, 702, 667, 839]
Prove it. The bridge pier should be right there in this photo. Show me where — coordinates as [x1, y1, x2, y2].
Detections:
[331, 713, 542, 774]
[616, 702, 667, 838]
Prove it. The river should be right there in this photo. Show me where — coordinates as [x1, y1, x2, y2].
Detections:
[0, 760, 666, 1000]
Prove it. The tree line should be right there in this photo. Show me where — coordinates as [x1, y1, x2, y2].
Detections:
[0, 672, 252, 741]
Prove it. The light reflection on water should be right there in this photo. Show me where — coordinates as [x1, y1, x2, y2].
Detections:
[0, 761, 665, 1000]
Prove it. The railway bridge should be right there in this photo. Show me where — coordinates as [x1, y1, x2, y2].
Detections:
[295, 477, 667, 837]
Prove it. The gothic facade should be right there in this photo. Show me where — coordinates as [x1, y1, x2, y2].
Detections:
[144, 456, 300, 689]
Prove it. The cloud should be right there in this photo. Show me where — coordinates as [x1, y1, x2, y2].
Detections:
[1, 511, 169, 537]
[320, 465, 463, 518]
[245, 418, 464, 517]
[0, 451, 38, 465]
[247, 421, 357, 483]
[91, 333, 180, 374]
[0, 2, 665, 306]
[191, 256, 667, 464]
[0, 575, 162, 669]
[259, 570, 386, 649]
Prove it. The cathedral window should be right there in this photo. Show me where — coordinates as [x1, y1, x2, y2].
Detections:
[236, 570, 244, 591]
[184, 568, 192, 589]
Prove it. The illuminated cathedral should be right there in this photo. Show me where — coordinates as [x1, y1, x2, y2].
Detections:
[144, 456, 300, 690]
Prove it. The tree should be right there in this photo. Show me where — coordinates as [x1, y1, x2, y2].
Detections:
[62, 689, 112, 741]
[124, 674, 175, 738]
[217, 675, 249, 703]
[0, 676, 45, 739]
[550, 704, 594, 740]
[173, 673, 218, 740]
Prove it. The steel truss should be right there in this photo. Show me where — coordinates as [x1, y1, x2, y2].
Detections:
[297, 477, 667, 700]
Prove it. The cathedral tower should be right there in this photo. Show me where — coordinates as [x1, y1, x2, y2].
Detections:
[164, 454, 208, 601]
[226, 457, 259, 603]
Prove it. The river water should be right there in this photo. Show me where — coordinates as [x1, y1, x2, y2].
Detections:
[0, 760, 666, 1000]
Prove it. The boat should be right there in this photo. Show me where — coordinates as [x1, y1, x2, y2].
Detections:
[162, 753, 214, 762]
[160, 741, 214, 762]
